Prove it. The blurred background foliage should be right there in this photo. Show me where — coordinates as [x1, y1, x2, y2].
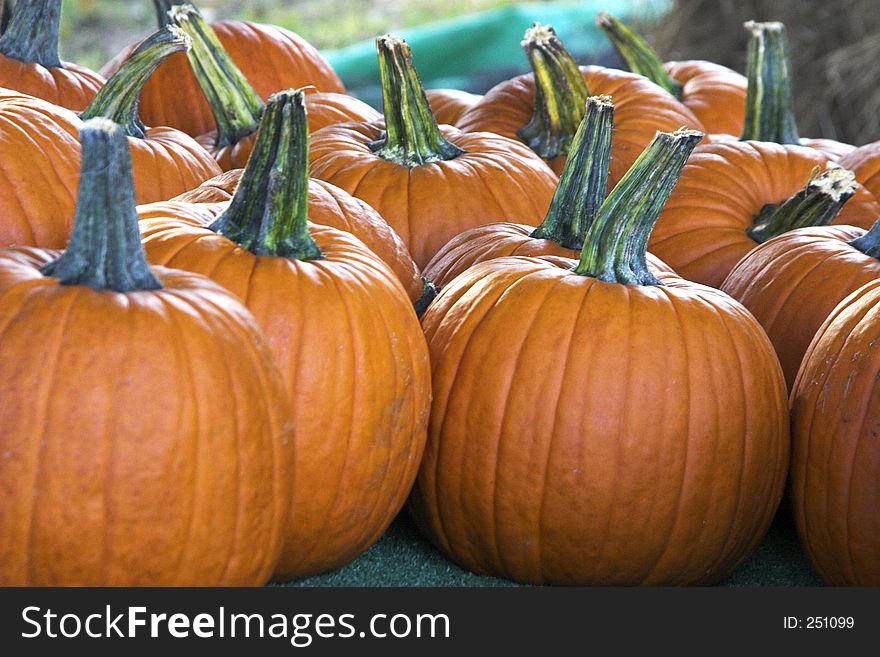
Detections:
[1, 0, 878, 144]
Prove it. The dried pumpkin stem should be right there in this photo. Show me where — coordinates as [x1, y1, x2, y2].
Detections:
[748, 168, 856, 243]
[1, 0, 12, 35]
[575, 128, 702, 285]
[371, 35, 464, 167]
[517, 23, 589, 161]
[595, 11, 681, 99]
[740, 21, 799, 144]
[531, 95, 613, 250]
[153, 0, 176, 28]
[42, 119, 162, 292]
[0, 0, 62, 68]
[81, 27, 191, 139]
[170, 3, 263, 147]
[849, 217, 880, 259]
[209, 90, 321, 261]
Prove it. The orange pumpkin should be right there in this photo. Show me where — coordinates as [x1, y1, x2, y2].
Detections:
[455, 23, 703, 182]
[839, 141, 880, 199]
[140, 90, 431, 581]
[791, 278, 880, 585]
[426, 88, 482, 126]
[412, 128, 790, 585]
[425, 95, 673, 288]
[0, 29, 222, 249]
[0, 0, 104, 111]
[309, 36, 558, 271]
[101, 0, 344, 138]
[721, 221, 880, 390]
[649, 144, 879, 288]
[0, 118, 292, 586]
[596, 11, 746, 136]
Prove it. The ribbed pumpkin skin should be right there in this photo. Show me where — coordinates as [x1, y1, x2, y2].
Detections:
[0, 55, 104, 111]
[196, 131, 256, 172]
[139, 212, 431, 580]
[0, 250, 292, 586]
[423, 222, 674, 289]
[648, 140, 880, 288]
[455, 66, 703, 182]
[412, 256, 789, 585]
[663, 60, 746, 136]
[425, 88, 481, 126]
[309, 123, 558, 270]
[791, 279, 880, 586]
[0, 91, 222, 248]
[169, 174, 424, 303]
[721, 226, 880, 389]
[839, 141, 880, 198]
[102, 20, 345, 138]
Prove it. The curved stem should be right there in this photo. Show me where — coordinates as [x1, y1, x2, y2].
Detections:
[748, 167, 856, 243]
[209, 90, 321, 260]
[0, 0, 62, 68]
[81, 27, 191, 139]
[575, 128, 703, 284]
[370, 35, 464, 167]
[595, 11, 681, 99]
[740, 21, 799, 144]
[531, 95, 613, 249]
[154, 0, 176, 28]
[517, 23, 589, 161]
[41, 118, 162, 291]
[849, 217, 880, 259]
[170, 4, 263, 147]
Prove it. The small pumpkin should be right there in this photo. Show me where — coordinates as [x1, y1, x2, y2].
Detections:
[0, 0, 104, 111]
[0, 118, 293, 586]
[309, 35, 558, 270]
[424, 95, 672, 288]
[791, 278, 880, 586]
[0, 28, 222, 249]
[455, 23, 703, 182]
[426, 88, 482, 126]
[101, 0, 345, 139]
[721, 218, 880, 390]
[596, 11, 747, 136]
[412, 127, 789, 585]
[139, 90, 431, 581]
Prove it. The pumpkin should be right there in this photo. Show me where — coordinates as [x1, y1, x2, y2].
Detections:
[100, 0, 344, 139]
[0, 28, 222, 249]
[791, 278, 880, 585]
[411, 127, 790, 585]
[426, 88, 482, 126]
[596, 11, 747, 136]
[455, 23, 703, 182]
[721, 219, 880, 390]
[839, 141, 880, 199]
[649, 144, 879, 289]
[425, 95, 673, 288]
[0, 118, 292, 585]
[139, 90, 431, 581]
[309, 35, 558, 270]
[0, 0, 104, 111]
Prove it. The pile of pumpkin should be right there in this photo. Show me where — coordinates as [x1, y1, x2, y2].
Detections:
[0, 0, 877, 586]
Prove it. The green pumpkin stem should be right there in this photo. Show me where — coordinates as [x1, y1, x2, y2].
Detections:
[575, 128, 703, 284]
[370, 35, 464, 167]
[517, 23, 589, 161]
[531, 95, 613, 249]
[1, 0, 12, 35]
[595, 11, 681, 99]
[0, 0, 62, 68]
[169, 3, 263, 147]
[748, 168, 856, 244]
[41, 118, 162, 292]
[81, 27, 191, 139]
[849, 217, 880, 259]
[740, 21, 799, 144]
[153, 0, 176, 28]
[209, 90, 321, 260]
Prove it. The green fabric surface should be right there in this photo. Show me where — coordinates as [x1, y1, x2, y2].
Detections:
[280, 513, 822, 587]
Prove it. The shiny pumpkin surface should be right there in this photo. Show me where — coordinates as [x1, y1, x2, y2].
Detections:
[0, 249, 292, 585]
[426, 88, 481, 126]
[839, 141, 880, 198]
[663, 60, 746, 136]
[0, 55, 104, 111]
